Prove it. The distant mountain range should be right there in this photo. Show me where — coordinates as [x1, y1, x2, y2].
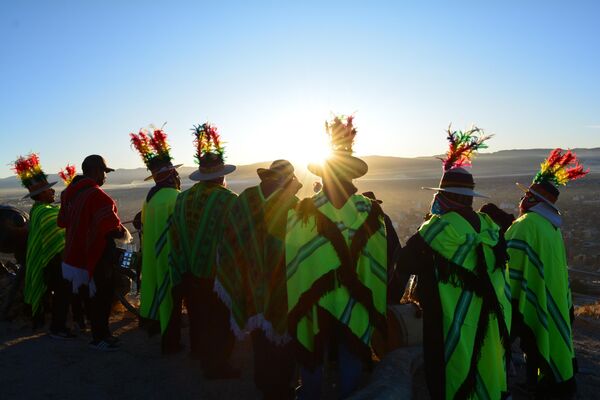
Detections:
[1, 148, 599, 190]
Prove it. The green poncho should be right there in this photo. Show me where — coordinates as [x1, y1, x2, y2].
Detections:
[25, 202, 65, 316]
[506, 212, 575, 385]
[418, 212, 511, 400]
[286, 192, 387, 367]
[216, 186, 297, 343]
[140, 187, 179, 333]
[169, 182, 237, 286]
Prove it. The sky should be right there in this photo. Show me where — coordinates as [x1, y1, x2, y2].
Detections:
[1, 1, 599, 178]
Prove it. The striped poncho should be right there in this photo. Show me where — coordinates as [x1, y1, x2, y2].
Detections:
[285, 192, 387, 367]
[215, 186, 298, 343]
[168, 182, 237, 286]
[25, 202, 65, 316]
[417, 212, 511, 400]
[506, 212, 576, 387]
[140, 187, 179, 333]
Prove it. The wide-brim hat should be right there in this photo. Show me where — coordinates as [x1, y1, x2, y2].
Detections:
[189, 164, 236, 181]
[144, 163, 183, 181]
[23, 179, 57, 199]
[516, 181, 560, 211]
[257, 159, 295, 183]
[307, 152, 368, 179]
[422, 167, 488, 198]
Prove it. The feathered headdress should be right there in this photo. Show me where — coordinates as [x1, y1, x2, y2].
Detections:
[307, 114, 368, 178]
[326, 115, 356, 154]
[440, 125, 493, 172]
[130, 127, 173, 169]
[533, 148, 589, 187]
[188, 122, 236, 181]
[59, 164, 77, 186]
[12, 153, 47, 188]
[192, 122, 225, 165]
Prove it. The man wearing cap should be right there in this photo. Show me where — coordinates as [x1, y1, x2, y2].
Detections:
[286, 116, 387, 399]
[12, 154, 73, 337]
[167, 122, 239, 378]
[58, 154, 128, 351]
[216, 159, 302, 398]
[130, 128, 182, 353]
[506, 149, 588, 398]
[396, 127, 511, 399]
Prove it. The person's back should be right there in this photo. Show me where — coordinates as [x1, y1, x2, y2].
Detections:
[165, 121, 240, 378]
[417, 210, 511, 399]
[169, 181, 236, 283]
[286, 116, 387, 399]
[139, 186, 179, 329]
[507, 211, 575, 393]
[505, 148, 587, 398]
[217, 159, 302, 400]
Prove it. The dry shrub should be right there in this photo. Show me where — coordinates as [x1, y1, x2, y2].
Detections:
[575, 301, 600, 319]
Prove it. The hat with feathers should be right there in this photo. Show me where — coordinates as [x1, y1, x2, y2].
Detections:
[130, 126, 182, 182]
[307, 115, 368, 179]
[12, 153, 57, 199]
[516, 148, 589, 210]
[189, 122, 236, 181]
[423, 125, 492, 198]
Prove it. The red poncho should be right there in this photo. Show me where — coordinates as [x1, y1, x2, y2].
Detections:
[57, 177, 121, 293]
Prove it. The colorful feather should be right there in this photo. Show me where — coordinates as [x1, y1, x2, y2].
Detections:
[533, 148, 589, 186]
[58, 164, 77, 186]
[440, 125, 493, 171]
[192, 122, 225, 164]
[130, 127, 173, 167]
[149, 129, 171, 157]
[326, 115, 356, 153]
[12, 153, 47, 188]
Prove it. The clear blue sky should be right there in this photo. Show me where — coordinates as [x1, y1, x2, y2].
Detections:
[1, 1, 599, 177]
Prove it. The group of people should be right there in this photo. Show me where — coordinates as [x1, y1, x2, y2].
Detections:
[11, 115, 588, 400]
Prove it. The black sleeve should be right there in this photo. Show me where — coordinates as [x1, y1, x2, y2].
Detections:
[397, 232, 431, 275]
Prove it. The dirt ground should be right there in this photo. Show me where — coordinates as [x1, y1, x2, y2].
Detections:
[0, 309, 263, 400]
[2, 282, 600, 399]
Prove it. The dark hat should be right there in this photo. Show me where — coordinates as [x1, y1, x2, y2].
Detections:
[423, 167, 488, 198]
[516, 181, 560, 211]
[422, 125, 491, 198]
[516, 148, 589, 212]
[144, 158, 182, 182]
[257, 160, 295, 183]
[82, 155, 115, 174]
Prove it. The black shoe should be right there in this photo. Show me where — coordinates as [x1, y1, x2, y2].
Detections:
[106, 335, 120, 344]
[49, 330, 77, 340]
[89, 339, 120, 352]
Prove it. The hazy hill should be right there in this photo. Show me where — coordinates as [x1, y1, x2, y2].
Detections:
[1, 148, 599, 191]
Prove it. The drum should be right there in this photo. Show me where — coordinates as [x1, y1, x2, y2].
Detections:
[0, 205, 28, 255]
[372, 303, 423, 358]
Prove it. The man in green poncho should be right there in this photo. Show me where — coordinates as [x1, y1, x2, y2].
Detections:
[507, 149, 588, 399]
[286, 116, 387, 399]
[167, 122, 239, 379]
[13, 153, 73, 338]
[397, 127, 511, 400]
[216, 159, 302, 399]
[130, 127, 182, 354]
